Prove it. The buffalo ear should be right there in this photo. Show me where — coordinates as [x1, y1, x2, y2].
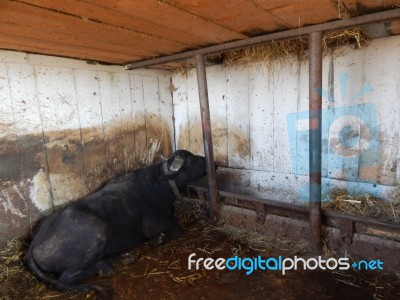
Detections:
[158, 155, 185, 180]
[169, 156, 185, 172]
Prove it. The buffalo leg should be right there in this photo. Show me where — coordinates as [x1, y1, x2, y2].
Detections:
[143, 217, 182, 246]
[151, 219, 182, 247]
[58, 260, 113, 285]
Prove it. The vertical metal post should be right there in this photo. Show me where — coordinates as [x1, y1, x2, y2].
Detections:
[309, 31, 323, 254]
[195, 54, 218, 222]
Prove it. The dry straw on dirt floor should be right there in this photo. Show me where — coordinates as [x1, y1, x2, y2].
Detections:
[1, 201, 400, 300]
[0, 238, 50, 299]
[322, 187, 400, 223]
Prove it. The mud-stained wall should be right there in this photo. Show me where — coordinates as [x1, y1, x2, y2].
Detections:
[2, 36, 400, 246]
[0, 51, 174, 247]
[172, 35, 400, 203]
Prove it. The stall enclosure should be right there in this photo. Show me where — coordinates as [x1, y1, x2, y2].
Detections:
[172, 35, 400, 204]
[1, 35, 400, 248]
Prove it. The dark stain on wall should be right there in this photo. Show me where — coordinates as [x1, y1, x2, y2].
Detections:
[229, 130, 250, 159]
[0, 135, 21, 180]
[177, 119, 249, 168]
[0, 114, 173, 247]
[211, 127, 228, 166]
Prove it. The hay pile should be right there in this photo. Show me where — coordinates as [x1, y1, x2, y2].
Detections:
[322, 188, 400, 223]
[0, 238, 49, 299]
[221, 39, 308, 65]
[323, 28, 369, 50]
[172, 28, 370, 73]
[219, 28, 369, 65]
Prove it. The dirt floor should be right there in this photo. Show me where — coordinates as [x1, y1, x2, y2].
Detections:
[1, 214, 400, 300]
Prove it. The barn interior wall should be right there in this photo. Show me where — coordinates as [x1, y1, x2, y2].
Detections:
[0, 51, 174, 246]
[1, 34, 399, 247]
[172, 35, 400, 204]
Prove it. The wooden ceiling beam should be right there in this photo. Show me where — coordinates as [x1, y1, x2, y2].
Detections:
[0, 1, 186, 57]
[18, 0, 246, 46]
[0, 33, 139, 64]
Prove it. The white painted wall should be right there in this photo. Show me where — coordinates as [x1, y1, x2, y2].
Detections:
[0, 51, 174, 245]
[1, 35, 399, 245]
[172, 35, 400, 203]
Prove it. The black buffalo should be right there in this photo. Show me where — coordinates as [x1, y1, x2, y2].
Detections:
[26, 149, 209, 292]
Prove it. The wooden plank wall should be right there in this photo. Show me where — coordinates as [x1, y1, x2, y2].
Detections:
[0, 51, 174, 246]
[173, 35, 400, 203]
[1, 35, 399, 246]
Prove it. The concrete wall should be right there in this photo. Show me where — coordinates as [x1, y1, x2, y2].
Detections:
[172, 35, 400, 204]
[0, 51, 174, 246]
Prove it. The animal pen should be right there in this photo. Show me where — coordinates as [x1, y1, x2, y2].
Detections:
[1, 1, 400, 299]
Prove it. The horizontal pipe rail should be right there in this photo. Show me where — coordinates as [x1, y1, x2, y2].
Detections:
[125, 9, 400, 70]
[187, 185, 400, 241]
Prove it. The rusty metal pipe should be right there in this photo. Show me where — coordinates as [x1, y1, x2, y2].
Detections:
[187, 184, 400, 243]
[125, 9, 400, 70]
[309, 31, 323, 254]
[195, 54, 218, 222]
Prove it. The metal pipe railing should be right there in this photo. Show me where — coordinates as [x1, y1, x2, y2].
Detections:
[195, 54, 218, 222]
[308, 31, 323, 254]
[124, 7, 400, 248]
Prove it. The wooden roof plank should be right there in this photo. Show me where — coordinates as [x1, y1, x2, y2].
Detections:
[253, 0, 400, 28]
[19, 0, 247, 46]
[1, 0, 399, 65]
[0, 20, 158, 59]
[79, 0, 247, 43]
[164, 0, 291, 36]
[0, 33, 136, 64]
[18, 0, 207, 47]
[252, 0, 341, 28]
[1, 1, 187, 56]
